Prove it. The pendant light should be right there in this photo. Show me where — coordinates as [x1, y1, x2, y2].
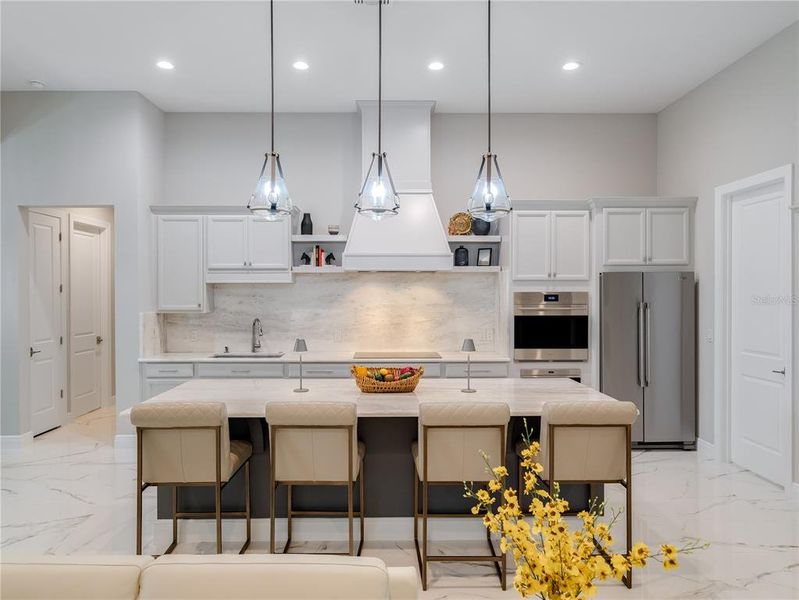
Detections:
[466, 0, 511, 222]
[355, 0, 399, 221]
[248, 0, 292, 220]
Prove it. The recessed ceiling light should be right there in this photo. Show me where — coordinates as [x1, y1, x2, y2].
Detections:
[292, 61, 309, 71]
[428, 61, 444, 71]
[562, 61, 581, 71]
[156, 60, 175, 70]
[28, 80, 46, 89]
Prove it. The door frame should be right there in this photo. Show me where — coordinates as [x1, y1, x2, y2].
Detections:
[68, 214, 112, 412]
[714, 164, 794, 488]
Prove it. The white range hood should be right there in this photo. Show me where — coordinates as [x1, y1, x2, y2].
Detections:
[343, 101, 453, 271]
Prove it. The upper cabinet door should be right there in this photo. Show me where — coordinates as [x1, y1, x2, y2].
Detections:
[248, 217, 290, 270]
[551, 211, 590, 280]
[206, 216, 248, 269]
[603, 208, 646, 266]
[512, 211, 551, 280]
[646, 207, 690, 265]
[157, 216, 204, 311]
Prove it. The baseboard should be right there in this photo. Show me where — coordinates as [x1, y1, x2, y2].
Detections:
[155, 517, 489, 547]
[695, 437, 714, 457]
[0, 431, 33, 450]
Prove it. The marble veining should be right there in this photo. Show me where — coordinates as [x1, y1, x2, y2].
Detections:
[2, 407, 798, 599]
[164, 273, 500, 354]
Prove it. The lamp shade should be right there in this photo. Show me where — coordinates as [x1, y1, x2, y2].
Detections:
[467, 153, 510, 222]
[293, 338, 308, 353]
[356, 152, 399, 221]
[248, 152, 292, 220]
[461, 338, 477, 352]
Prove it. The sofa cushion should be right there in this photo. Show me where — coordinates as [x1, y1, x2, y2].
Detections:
[0, 556, 153, 600]
[139, 554, 393, 600]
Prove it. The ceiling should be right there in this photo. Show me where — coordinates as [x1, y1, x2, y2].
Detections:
[2, 1, 797, 113]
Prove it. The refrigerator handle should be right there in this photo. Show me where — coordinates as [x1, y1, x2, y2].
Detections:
[637, 302, 645, 388]
[644, 302, 652, 387]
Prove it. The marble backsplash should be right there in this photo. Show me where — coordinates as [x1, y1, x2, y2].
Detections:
[163, 273, 500, 354]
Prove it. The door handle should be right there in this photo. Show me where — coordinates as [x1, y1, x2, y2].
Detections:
[96, 336, 103, 344]
[644, 302, 652, 387]
[636, 303, 645, 388]
[772, 368, 786, 375]
[29, 347, 41, 358]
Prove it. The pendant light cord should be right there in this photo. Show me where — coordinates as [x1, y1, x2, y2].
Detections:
[487, 0, 491, 154]
[270, 0, 275, 154]
[378, 0, 383, 155]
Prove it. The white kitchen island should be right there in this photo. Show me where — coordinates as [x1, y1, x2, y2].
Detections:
[126, 376, 614, 418]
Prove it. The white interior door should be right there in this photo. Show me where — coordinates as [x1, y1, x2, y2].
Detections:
[69, 218, 105, 417]
[28, 211, 65, 435]
[729, 181, 792, 486]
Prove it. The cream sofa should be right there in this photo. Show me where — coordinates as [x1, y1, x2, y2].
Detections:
[1, 554, 418, 600]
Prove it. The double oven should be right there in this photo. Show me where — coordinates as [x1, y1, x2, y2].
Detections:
[513, 292, 589, 361]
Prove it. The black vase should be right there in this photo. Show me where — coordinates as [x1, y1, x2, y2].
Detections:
[471, 218, 491, 235]
[454, 246, 469, 266]
[300, 213, 313, 235]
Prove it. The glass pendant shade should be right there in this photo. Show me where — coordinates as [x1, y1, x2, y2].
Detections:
[356, 152, 399, 221]
[248, 152, 292, 220]
[467, 153, 510, 222]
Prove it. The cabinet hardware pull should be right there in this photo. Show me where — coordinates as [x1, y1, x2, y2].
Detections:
[231, 369, 251, 374]
[470, 369, 492, 373]
[306, 370, 335, 374]
[158, 369, 178, 374]
[772, 368, 786, 375]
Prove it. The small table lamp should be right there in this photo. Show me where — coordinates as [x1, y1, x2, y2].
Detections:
[293, 338, 309, 393]
[461, 338, 477, 393]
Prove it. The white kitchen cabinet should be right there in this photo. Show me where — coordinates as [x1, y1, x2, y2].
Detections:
[249, 217, 290, 269]
[205, 216, 291, 283]
[647, 207, 690, 265]
[511, 211, 550, 280]
[512, 210, 589, 281]
[601, 206, 690, 267]
[206, 216, 248, 269]
[602, 208, 647, 265]
[551, 211, 590, 279]
[156, 215, 209, 312]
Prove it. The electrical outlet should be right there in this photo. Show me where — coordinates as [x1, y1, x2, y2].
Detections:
[704, 329, 713, 344]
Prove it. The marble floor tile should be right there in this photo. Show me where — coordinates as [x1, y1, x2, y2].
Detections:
[2, 408, 798, 599]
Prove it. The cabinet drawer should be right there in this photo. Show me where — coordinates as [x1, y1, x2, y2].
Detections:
[445, 363, 509, 378]
[144, 363, 195, 378]
[197, 362, 284, 378]
[285, 363, 352, 378]
[144, 378, 190, 400]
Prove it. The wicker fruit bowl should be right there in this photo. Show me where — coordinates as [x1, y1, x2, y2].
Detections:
[351, 365, 424, 393]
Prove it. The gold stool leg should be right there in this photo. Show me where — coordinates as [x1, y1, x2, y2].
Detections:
[358, 460, 365, 556]
[347, 480, 354, 556]
[241, 461, 251, 554]
[215, 482, 222, 554]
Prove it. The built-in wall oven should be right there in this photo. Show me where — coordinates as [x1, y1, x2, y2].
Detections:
[513, 292, 589, 361]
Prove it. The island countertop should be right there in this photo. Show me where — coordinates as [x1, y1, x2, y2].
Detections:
[124, 377, 616, 419]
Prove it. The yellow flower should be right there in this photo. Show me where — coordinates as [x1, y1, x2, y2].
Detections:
[661, 544, 677, 557]
[663, 557, 679, 570]
[470, 505, 480, 515]
[630, 542, 650, 567]
[476, 489, 491, 503]
[488, 479, 502, 492]
[492, 465, 508, 478]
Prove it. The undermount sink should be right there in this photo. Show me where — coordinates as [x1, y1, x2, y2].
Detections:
[211, 352, 285, 359]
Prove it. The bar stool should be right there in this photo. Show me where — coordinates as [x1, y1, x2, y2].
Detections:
[266, 401, 365, 556]
[131, 401, 253, 555]
[412, 401, 510, 591]
[515, 400, 638, 588]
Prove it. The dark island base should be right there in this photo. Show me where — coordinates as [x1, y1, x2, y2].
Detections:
[157, 417, 603, 519]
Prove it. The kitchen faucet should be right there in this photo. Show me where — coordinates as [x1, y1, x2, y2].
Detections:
[251, 318, 263, 353]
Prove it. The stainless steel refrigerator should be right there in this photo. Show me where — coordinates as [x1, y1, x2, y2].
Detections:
[600, 272, 696, 449]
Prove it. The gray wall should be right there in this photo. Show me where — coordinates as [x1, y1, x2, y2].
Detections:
[656, 23, 799, 479]
[1, 91, 161, 435]
[163, 112, 658, 229]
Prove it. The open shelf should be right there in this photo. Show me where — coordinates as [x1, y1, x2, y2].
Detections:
[451, 266, 501, 273]
[291, 235, 348, 243]
[292, 265, 345, 274]
[447, 235, 502, 243]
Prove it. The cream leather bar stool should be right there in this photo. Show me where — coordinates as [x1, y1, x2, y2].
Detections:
[516, 400, 638, 588]
[131, 402, 253, 555]
[412, 401, 510, 591]
[266, 401, 365, 556]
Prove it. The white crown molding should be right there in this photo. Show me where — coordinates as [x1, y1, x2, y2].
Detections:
[588, 196, 698, 210]
[512, 199, 590, 211]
